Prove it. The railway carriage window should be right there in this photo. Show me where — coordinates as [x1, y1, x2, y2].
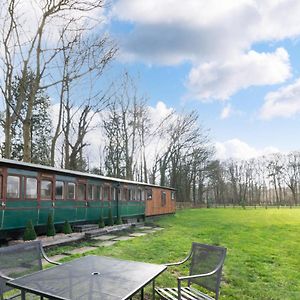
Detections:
[88, 184, 93, 200]
[78, 184, 86, 201]
[128, 189, 132, 201]
[0, 175, 3, 198]
[7, 176, 20, 198]
[122, 188, 128, 201]
[140, 189, 145, 201]
[171, 191, 176, 201]
[161, 191, 166, 207]
[99, 186, 103, 200]
[67, 183, 75, 199]
[146, 189, 152, 200]
[95, 186, 100, 200]
[55, 181, 64, 199]
[111, 188, 115, 201]
[26, 178, 37, 198]
[103, 186, 110, 201]
[41, 180, 52, 199]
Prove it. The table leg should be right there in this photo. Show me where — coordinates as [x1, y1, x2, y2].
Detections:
[141, 287, 144, 300]
[21, 291, 25, 300]
[152, 279, 155, 300]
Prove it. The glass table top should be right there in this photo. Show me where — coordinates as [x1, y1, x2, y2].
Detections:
[7, 255, 167, 300]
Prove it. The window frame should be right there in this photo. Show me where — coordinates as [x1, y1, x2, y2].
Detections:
[67, 182, 76, 200]
[161, 191, 167, 207]
[0, 174, 3, 200]
[77, 183, 86, 201]
[171, 191, 176, 201]
[103, 185, 110, 201]
[146, 189, 153, 200]
[25, 177, 38, 199]
[6, 175, 21, 199]
[40, 179, 53, 200]
[55, 180, 65, 200]
[88, 184, 93, 201]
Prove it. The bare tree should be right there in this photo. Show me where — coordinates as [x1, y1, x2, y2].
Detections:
[0, 0, 116, 164]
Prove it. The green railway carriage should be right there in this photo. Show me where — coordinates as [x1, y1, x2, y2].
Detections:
[0, 159, 176, 238]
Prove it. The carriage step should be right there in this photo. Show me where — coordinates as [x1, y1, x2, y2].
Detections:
[72, 224, 99, 233]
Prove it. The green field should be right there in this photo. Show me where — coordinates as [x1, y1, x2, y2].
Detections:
[54, 208, 300, 299]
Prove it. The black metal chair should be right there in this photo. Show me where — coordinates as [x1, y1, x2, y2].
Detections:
[155, 243, 227, 300]
[0, 240, 61, 300]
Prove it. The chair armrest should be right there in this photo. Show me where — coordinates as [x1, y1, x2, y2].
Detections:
[40, 246, 61, 266]
[165, 249, 193, 266]
[177, 258, 224, 281]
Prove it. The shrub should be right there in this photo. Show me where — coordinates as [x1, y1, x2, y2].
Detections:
[46, 213, 56, 236]
[115, 215, 122, 225]
[23, 220, 37, 241]
[63, 220, 72, 234]
[98, 214, 105, 228]
[107, 208, 114, 226]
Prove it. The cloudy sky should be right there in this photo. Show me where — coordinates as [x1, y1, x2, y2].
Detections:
[103, 0, 300, 160]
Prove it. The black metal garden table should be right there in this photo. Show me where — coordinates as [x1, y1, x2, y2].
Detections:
[7, 255, 167, 300]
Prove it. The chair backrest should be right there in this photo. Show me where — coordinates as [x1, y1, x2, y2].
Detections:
[188, 243, 227, 299]
[0, 241, 43, 295]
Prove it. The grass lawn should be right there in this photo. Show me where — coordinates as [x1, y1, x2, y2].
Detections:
[50, 208, 300, 300]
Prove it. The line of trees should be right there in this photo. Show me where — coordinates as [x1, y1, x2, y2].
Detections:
[205, 152, 300, 208]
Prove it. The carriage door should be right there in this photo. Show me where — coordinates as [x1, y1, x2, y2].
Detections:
[76, 179, 87, 221]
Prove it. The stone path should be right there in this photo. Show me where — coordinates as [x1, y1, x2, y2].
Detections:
[64, 246, 97, 255]
[96, 241, 117, 247]
[48, 227, 164, 260]
[129, 232, 147, 237]
[92, 234, 117, 241]
[113, 236, 134, 241]
[137, 226, 153, 230]
[142, 230, 157, 234]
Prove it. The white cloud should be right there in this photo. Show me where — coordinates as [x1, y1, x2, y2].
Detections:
[260, 78, 300, 119]
[187, 48, 291, 101]
[220, 105, 232, 119]
[215, 138, 279, 160]
[111, 0, 300, 100]
[112, 0, 300, 65]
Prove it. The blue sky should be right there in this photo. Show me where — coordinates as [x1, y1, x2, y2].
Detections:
[103, 0, 300, 160]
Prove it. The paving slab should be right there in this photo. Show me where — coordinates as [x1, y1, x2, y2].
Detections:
[152, 227, 164, 231]
[129, 232, 147, 237]
[137, 226, 153, 230]
[113, 236, 135, 241]
[64, 246, 97, 255]
[142, 230, 157, 234]
[97, 241, 117, 247]
[92, 234, 118, 241]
